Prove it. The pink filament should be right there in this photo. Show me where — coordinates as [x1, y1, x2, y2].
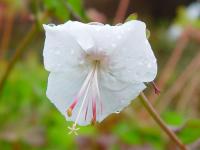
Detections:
[69, 98, 78, 110]
[92, 98, 97, 121]
[84, 101, 89, 121]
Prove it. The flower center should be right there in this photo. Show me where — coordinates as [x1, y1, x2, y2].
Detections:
[67, 60, 102, 135]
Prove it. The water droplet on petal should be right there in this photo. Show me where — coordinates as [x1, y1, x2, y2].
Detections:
[55, 51, 60, 55]
[70, 50, 75, 55]
[117, 35, 122, 39]
[98, 47, 103, 51]
[116, 23, 122, 26]
[115, 111, 120, 114]
[138, 62, 143, 65]
[127, 27, 131, 31]
[49, 23, 55, 27]
[88, 22, 104, 26]
[79, 60, 84, 65]
[121, 99, 126, 103]
[57, 63, 61, 67]
[95, 27, 101, 31]
[134, 72, 139, 78]
[147, 63, 152, 68]
[111, 43, 116, 48]
[106, 34, 110, 38]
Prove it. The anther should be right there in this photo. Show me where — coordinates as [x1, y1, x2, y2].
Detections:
[67, 108, 72, 117]
[66, 98, 78, 117]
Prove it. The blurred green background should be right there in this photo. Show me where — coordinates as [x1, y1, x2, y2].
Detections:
[0, 0, 200, 149]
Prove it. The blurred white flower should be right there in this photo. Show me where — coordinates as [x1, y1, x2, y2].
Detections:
[43, 20, 157, 134]
[168, 24, 183, 40]
[186, 1, 200, 20]
[167, 1, 200, 41]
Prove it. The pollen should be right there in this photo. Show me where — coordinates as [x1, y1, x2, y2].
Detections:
[67, 108, 72, 117]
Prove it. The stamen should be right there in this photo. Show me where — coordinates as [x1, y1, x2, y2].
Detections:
[84, 100, 89, 121]
[94, 63, 103, 114]
[152, 81, 161, 95]
[68, 68, 94, 135]
[68, 124, 79, 135]
[91, 118, 96, 126]
[66, 70, 94, 117]
[67, 62, 101, 135]
[67, 108, 72, 117]
[92, 98, 96, 125]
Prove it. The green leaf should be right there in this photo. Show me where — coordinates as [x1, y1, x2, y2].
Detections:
[43, 0, 69, 21]
[113, 122, 141, 144]
[162, 111, 185, 126]
[125, 13, 138, 22]
[67, 0, 84, 16]
[178, 119, 200, 144]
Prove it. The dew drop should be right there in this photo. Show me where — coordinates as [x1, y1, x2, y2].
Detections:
[70, 50, 75, 55]
[88, 22, 104, 26]
[121, 99, 126, 103]
[138, 62, 143, 65]
[117, 35, 122, 39]
[48, 23, 55, 27]
[95, 27, 101, 31]
[116, 23, 122, 26]
[57, 63, 61, 67]
[147, 63, 152, 68]
[55, 51, 60, 55]
[134, 72, 139, 78]
[127, 27, 131, 31]
[115, 111, 120, 114]
[99, 47, 103, 51]
[79, 60, 84, 65]
[111, 43, 116, 48]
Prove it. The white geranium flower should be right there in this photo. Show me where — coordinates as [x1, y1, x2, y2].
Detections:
[43, 20, 157, 134]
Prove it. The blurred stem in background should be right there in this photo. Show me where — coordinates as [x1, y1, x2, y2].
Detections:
[158, 49, 200, 112]
[149, 27, 200, 113]
[0, 13, 14, 59]
[0, 0, 85, 98]
[139, 92, 188, 150]
[0, 24, 36, 97]
[0, 12, 49, 98]
[114, 0, 130, 24]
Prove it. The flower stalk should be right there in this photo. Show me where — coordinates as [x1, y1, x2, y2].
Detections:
[139, 92, 188, 150]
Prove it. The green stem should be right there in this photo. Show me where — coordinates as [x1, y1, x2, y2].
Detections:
[0, 25, 36, 97]
[139, 92, 188, 150]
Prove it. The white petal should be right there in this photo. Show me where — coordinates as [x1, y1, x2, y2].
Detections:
[109, 20, 157, 83]
[98, 81, 146, 122]
[67, 21, 95, 51]
[82, 23, 125, 55]
[43, 21, 92, 72]
[46, 70, 95, 126]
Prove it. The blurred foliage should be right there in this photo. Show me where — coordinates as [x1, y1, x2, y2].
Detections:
[174, 5, 200, 28]
[178, 119, 200, 144]
[125, 13, 138, 22]
[0, 54, 96, 149]
[43, 0, 85, 21]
